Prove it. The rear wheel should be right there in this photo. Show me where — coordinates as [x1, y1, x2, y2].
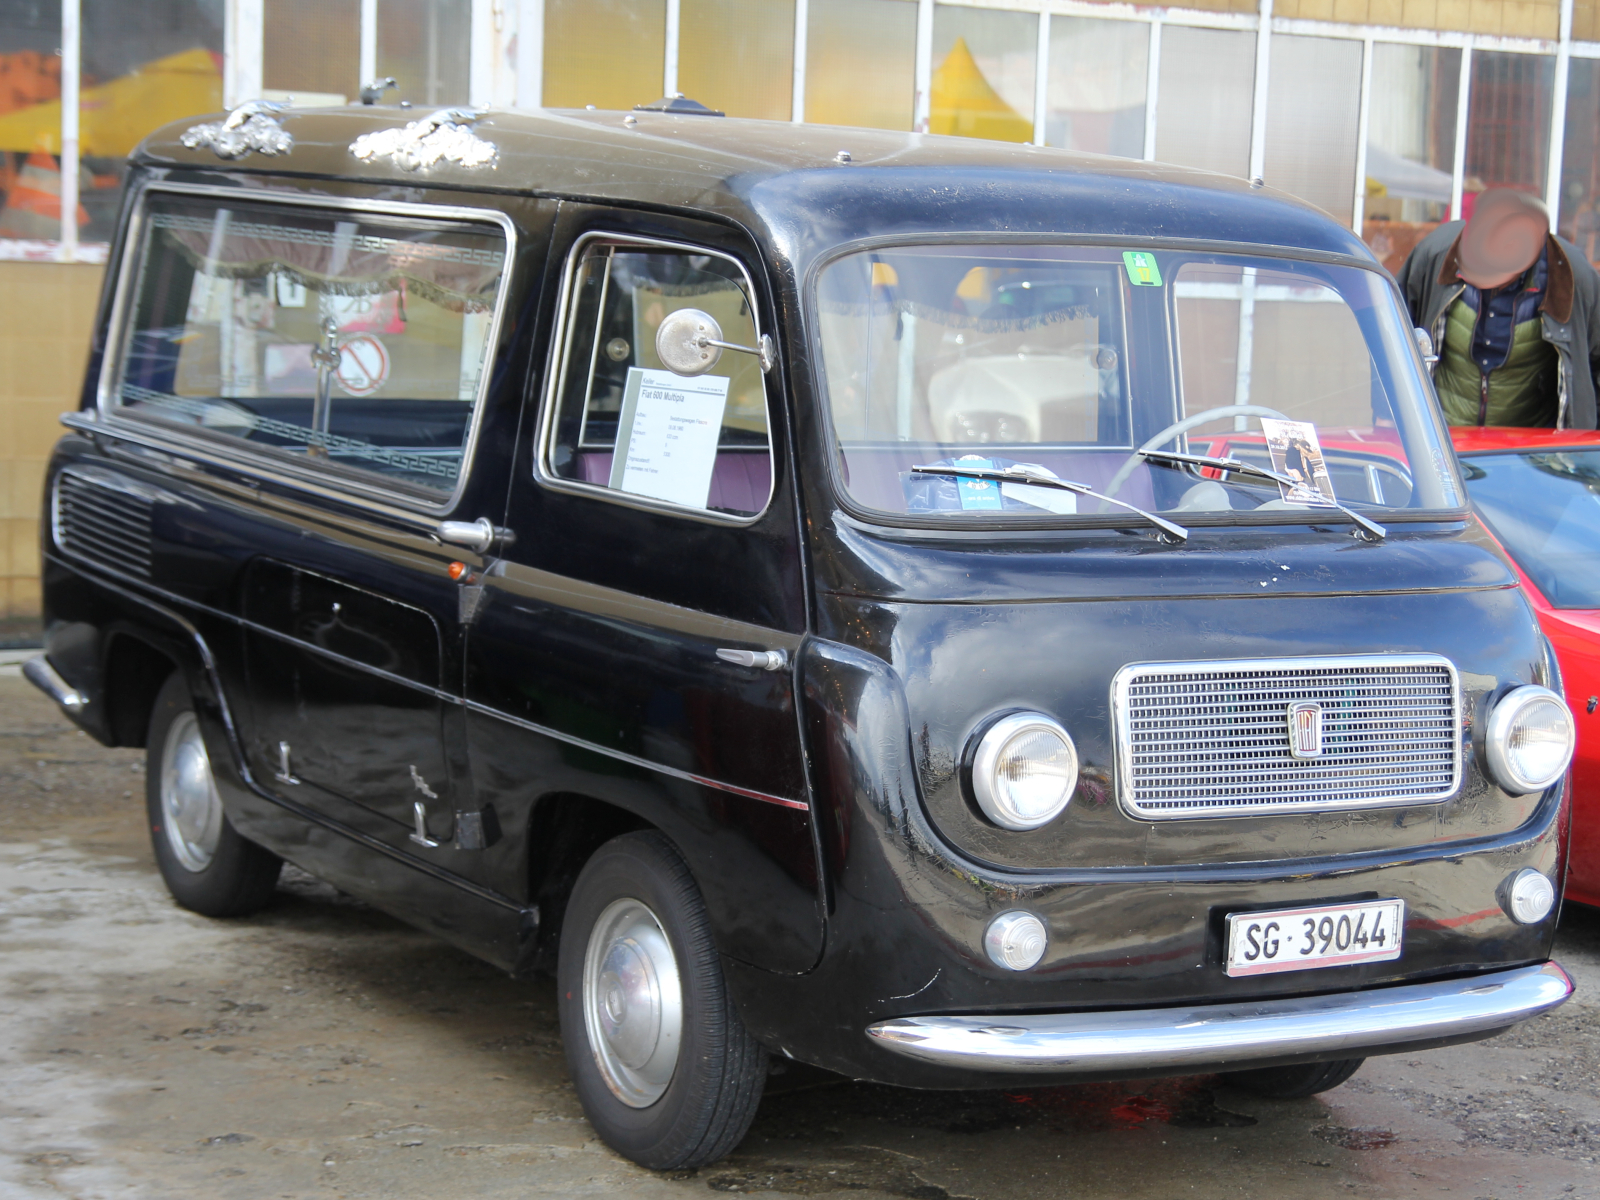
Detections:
[1220, 1058, 1366, 1099]
[558, 831, 767, 1169]
[145, 672, 281, 917]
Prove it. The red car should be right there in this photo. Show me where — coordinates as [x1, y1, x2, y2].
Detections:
[1186, 424, 1595, 908]
[1451, 427, 1600, 908]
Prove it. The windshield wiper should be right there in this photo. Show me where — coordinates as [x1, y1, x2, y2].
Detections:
[1138, 449, 1387, 542]
[909, 464, 1189, 542]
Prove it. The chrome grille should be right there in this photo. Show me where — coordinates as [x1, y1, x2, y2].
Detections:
[53, 468, 154, 579]
[1113, 655, 1460, 819]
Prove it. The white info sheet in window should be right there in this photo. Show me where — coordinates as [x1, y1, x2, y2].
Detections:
[610, 368, 731, 509]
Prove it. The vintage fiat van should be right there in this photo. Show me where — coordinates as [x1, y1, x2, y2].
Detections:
[25, 100, 1577, 1169]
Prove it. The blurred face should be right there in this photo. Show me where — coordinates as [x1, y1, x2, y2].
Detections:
[1459, 189, 1550, 289]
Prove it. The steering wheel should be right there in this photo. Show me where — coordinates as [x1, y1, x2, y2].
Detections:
[1098, 404, 1290, 507]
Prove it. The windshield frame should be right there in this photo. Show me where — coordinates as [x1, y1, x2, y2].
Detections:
[803, 232, 1468, 533]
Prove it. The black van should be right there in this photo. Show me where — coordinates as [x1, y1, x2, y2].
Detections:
[26, 100, 1577, 1169]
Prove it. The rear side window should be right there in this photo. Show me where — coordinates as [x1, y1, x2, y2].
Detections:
[542, 237, 773, 519]
[112, 192, 508, 499]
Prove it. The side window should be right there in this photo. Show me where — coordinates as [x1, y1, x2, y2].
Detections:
[544, 238, 773, 519]
[114, 193, 507, 498]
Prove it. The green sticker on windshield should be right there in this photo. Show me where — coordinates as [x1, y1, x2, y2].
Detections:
[1123, 251, 1163, 286]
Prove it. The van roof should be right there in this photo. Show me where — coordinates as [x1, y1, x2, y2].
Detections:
[134, 105, 1376, 270]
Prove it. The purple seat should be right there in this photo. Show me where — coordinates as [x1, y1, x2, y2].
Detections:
[575, 451, 773, 514]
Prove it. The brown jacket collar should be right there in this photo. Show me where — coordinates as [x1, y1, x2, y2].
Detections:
[1436, 231, 1574, 324]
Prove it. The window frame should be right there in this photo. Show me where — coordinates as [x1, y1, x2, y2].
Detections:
[94, 179, 518, 517]
[533, 229, 778, 527]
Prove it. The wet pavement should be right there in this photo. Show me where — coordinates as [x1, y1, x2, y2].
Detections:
[2, 672, 1598, 1199]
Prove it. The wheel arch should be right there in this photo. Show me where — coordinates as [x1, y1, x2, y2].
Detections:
[525, 791, 654, 974]
[102, 630, 182, 748]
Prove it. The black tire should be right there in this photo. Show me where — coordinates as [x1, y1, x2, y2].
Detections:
[1220, 1057, 1366, 1099]
[145, 671, 282, 917]
[558, 831, 767, 1169]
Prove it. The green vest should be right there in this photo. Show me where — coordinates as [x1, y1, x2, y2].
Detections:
[1435, 296, 1559, 427]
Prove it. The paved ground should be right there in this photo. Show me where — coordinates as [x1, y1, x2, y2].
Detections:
[3, 669, 1600, 1200]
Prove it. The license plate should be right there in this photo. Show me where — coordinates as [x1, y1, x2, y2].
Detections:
[1225, 899, 1405, 977]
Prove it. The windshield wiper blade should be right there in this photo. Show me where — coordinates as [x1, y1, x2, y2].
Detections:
[1138, 449, 1387, 542]
[909, 464, 1189, 542]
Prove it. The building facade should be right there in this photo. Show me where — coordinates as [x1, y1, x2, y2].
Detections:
[1, 0, 1595, 635]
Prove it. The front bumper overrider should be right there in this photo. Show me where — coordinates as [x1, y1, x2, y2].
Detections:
[866, 962, 1572, 1073]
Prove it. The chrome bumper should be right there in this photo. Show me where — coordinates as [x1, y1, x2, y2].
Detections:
[866, 962, 1572, 1073]
[22, 655, 87, 714]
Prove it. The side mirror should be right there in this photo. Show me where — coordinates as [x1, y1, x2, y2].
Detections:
[655, 307, 776, 377]
[1414, 326, 1439, 369]
[656, 308, 724, 376]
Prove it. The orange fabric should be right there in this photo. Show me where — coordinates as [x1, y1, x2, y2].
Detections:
[0, 51, 63, 118]
[0, 148, 88, 239]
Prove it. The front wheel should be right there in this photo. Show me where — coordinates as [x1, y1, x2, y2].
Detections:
[558, 831, 767, 1169]
[1220, 1057, 1366, 1099]
[145, 672, 282, 917]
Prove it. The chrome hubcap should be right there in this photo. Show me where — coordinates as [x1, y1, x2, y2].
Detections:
[160, 711, 223, 873]
[582, 897, 683, 1108]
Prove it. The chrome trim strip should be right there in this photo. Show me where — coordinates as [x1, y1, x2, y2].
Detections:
[42, 548, 809, 814]
[1111, 653, 1462, 820]
[462, 698, 810, 811]
[92, 179, 518, 519]
[22, 656, 88, 713]
[37, 550, 1566, 878]
[532, 230, 777, 527]
[866, 961, 1572, 1073]
[60, 411, 443, 534]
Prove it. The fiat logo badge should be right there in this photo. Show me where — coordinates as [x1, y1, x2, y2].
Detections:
[1287, 701, 1324, 759]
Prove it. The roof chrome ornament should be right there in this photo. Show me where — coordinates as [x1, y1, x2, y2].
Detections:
[360, 76, 398, 105]
[349, 106, 499, 171]
[180, 100, 293, 160]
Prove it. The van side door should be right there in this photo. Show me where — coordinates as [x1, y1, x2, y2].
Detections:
[101, 183, 546, 879]
[462, 206, 823, 974]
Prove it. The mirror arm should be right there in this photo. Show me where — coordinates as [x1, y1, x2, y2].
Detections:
[695, 332, 776, 373]
[1414, 326, 1439, 370]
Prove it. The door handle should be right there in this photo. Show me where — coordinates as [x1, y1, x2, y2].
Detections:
[716, 647, 788, 672]
[434, 516, 515, 553]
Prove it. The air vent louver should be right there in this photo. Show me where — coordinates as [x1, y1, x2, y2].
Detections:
[53, 468, 155, 579]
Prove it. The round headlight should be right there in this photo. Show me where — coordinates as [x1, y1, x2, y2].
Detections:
[970, 712, 1078, 830]
[1486, 685, 1575, 795]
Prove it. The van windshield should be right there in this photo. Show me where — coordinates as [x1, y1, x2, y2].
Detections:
[814, 245, 1462, 523]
